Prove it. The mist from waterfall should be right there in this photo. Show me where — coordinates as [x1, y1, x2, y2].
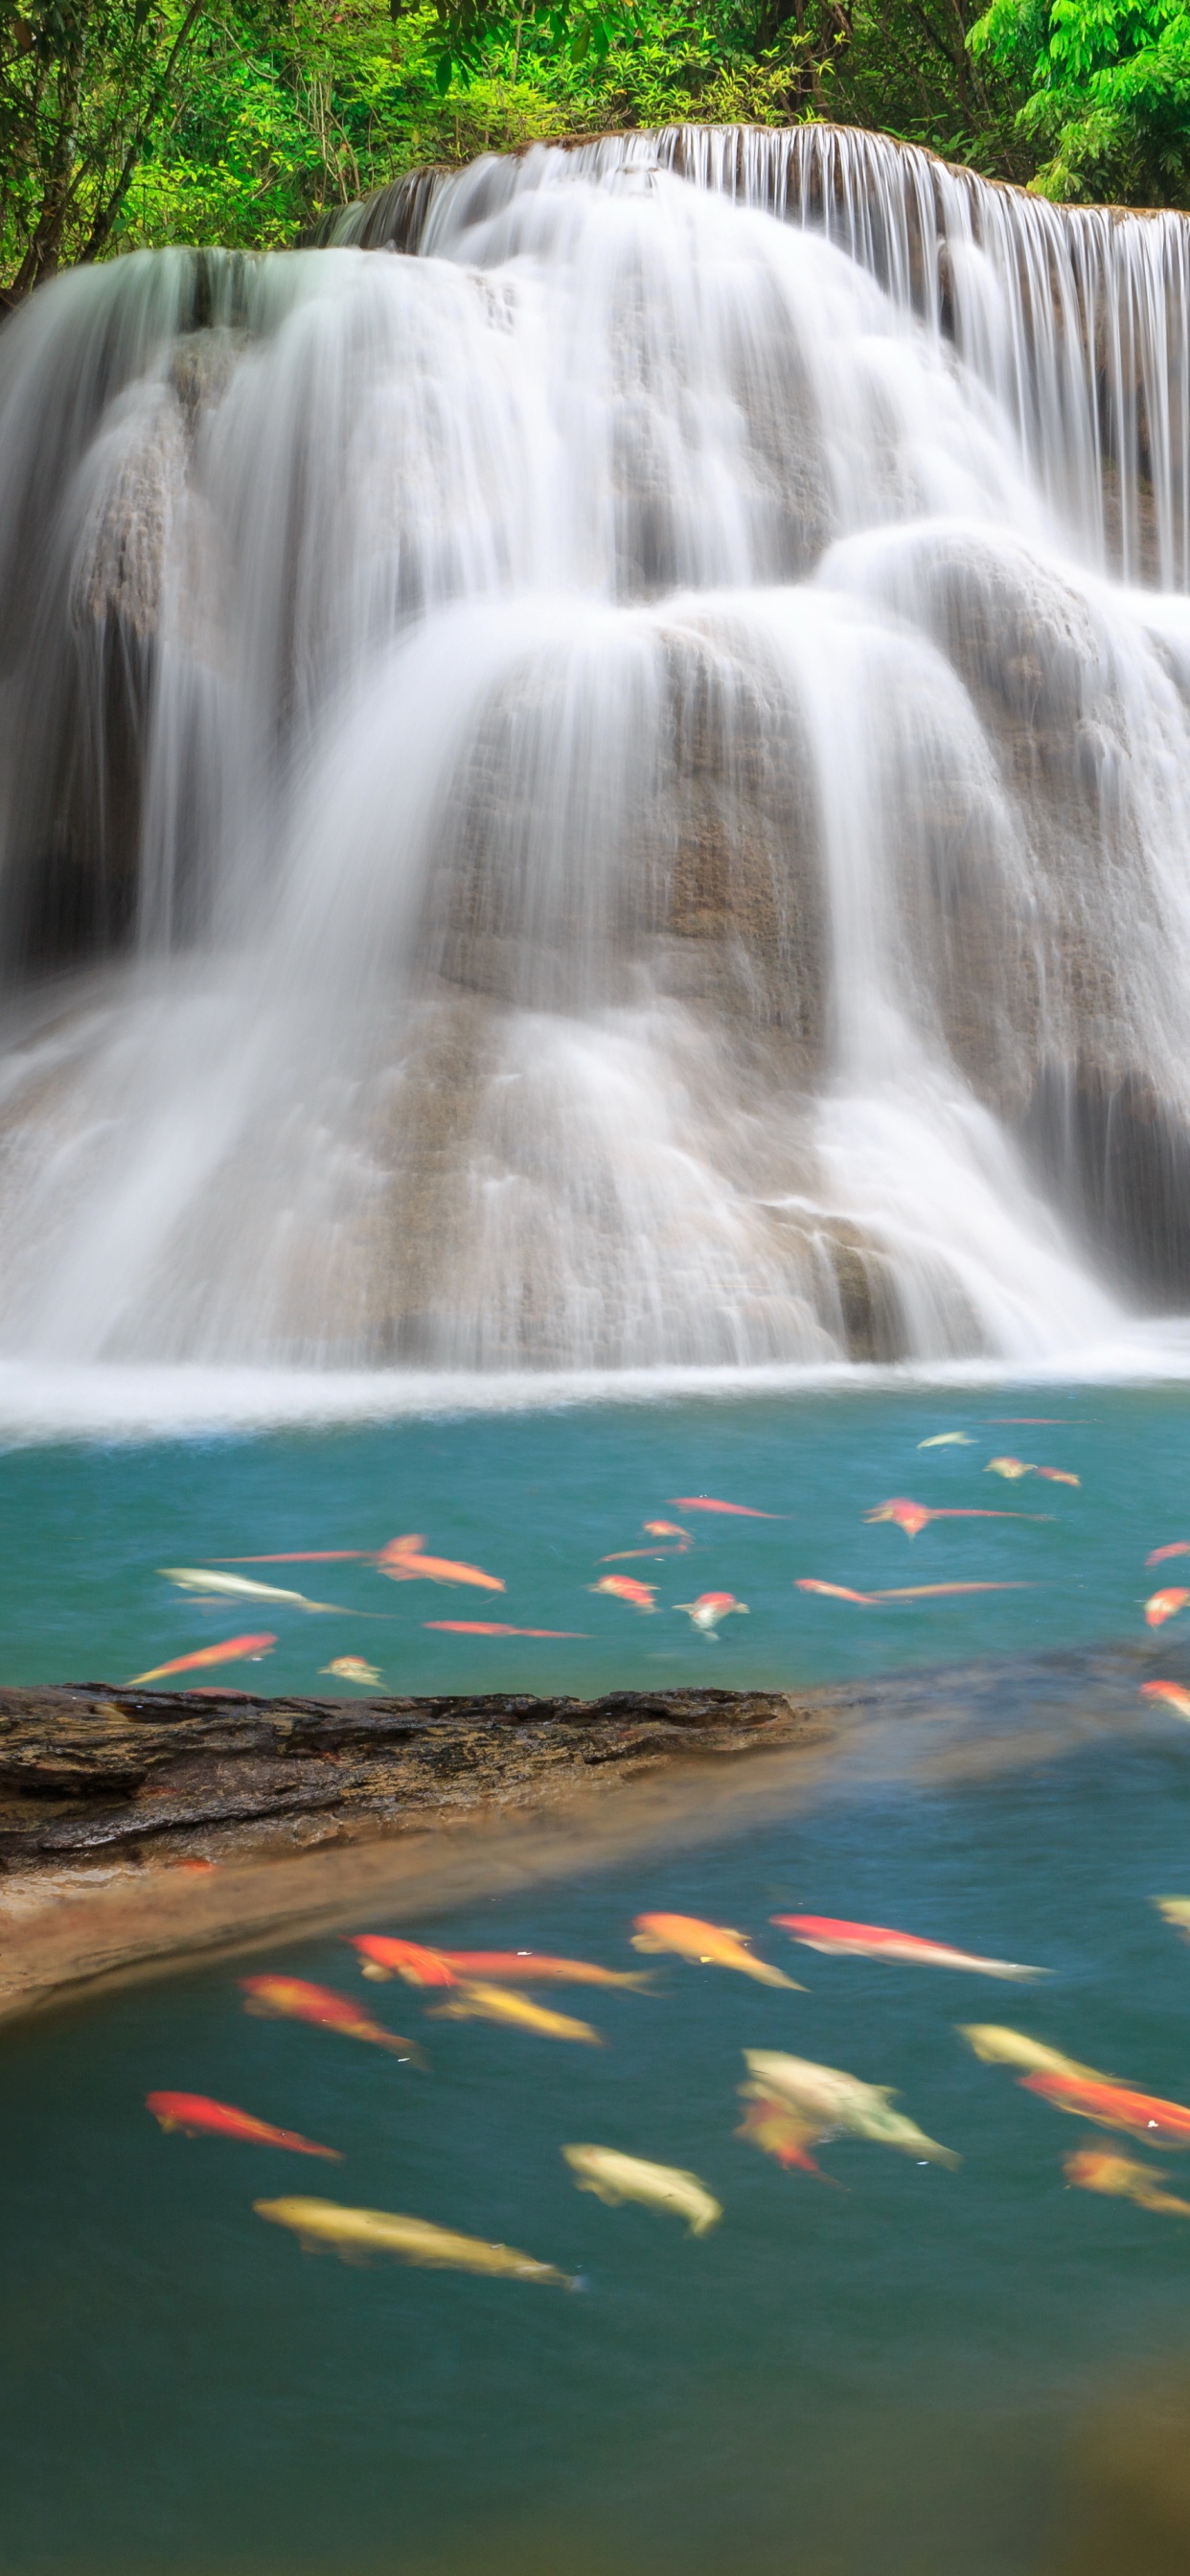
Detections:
[3, 126, 1190, 1382]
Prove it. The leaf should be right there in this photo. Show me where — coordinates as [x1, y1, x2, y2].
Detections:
[434, 42, 453, 86]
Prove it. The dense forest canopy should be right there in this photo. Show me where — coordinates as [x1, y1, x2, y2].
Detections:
[1, 0, 1188, 294]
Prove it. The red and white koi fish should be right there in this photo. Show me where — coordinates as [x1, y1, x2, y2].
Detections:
[240, 1977, 424, 2064]
[864, 1498, 1048, 1538]
[424, 1622, 587, 1636]
[986, 1458, 1080, 1486]
[1022, 2068, 1190, 2149]
[668, 1496, 782, 1517]
[590, 1576, 657, 1611]
[631, 1913, 802, 1989]
[771, 1915, 1042, 1980]
[1145, 1588, 1190, 1627]
[346, 1935, 652, 1992]
[146, 2091, 341, 2159]
[675, 1592, 748, 1637]
[1147, 1543, 1190, 1567]
[128, 1633, 276, 1684]
[377, 1536, 504, 1592]
[1065, 2145, 1190, 2219]
[1140, 1680, 1190, 1720]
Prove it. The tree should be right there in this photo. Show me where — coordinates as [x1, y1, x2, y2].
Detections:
[969, 0, 1190, 199]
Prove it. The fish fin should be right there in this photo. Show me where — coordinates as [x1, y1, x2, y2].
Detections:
[359, 1963, 391, 1981]
[629, 1933, 665, 1955]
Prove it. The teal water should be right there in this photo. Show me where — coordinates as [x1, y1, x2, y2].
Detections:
[0, 1382, 1182, 1696]
[6, 1382, 1190, 2576]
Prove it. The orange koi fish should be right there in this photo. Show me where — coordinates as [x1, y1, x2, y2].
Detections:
[675, 1592, 748, 1637]
[240, 1977, 425, 2064]
[146, 2091, 341, 2159]
[631, 1913, 802, 1989]
[645, 1521, 692, 1543]
[347, 1934, 651, 1991]
[797, 1579, 1030, 1605]
[669, 1496, 782, 1517]
[865, 1498, 1048, 1538]
[377, 1536, 504, 1592]
[128, 1632, 276, 1685]
[602, 1521, 693, 1562]
[1037, 1467, 1081, 1485]
[736, 2085, 827, 2176]
[590, 1576, 657, 1611]
[424, 1621, 586, 1636]
[1140, 1680, 1190, 1720]
[1147, 1543, 1190, 1567]
[1021, 2068, 1190, 2148]
[1145, 1588, 1190, 1627]
[348, 1936, 457, 1987]
[797, 1578, 876, 1602]
[1064, 2145, 1190, 2218]
[772, 1915, 1041, 1979]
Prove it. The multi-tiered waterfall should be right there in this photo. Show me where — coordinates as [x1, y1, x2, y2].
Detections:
[4, 125, 1190, 1376]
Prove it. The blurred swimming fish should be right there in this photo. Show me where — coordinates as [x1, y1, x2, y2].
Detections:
[423, 1622, 588, 1636]
[347, 1936, 652, 1992]
[1140, 1680, 1190, 1720]
[797, 1579, 876, 1603]
[128, 1632, 276, 1684]
[644, 1521, 692, 1543]
[865, 1499, 1048, 1538]
[675, 1592, 748, 1637]
[146, 2091, 340, 2159]
[603, 1520, 693, 1562]
[161, 1569, 344, 1612]
[958, 2025, 1108, 2081]
[377, 1536, 504, 1591]
[1147, 1543, 1190, 1567]
[429, 1981, 603, 2044]
[986, 1456, 1033, 1479]
[240, 1976, 424, 2064]
[562, 2145, 721, 2236]
[796, 1579, 1031, 1606]
[631, 1913, 802, 1989]
[348, 1936, 458, 1987]
[1154, 1897, 1190, 1938]
[772, 1916, 1042, 1979]
[668, 1497, 782, 1517]
[1145, 1588, 1190, 1627]
[1036, 1467, 1081, 1485]
[1022, 2068, 1190, 2147]
[1064, 2144, 1190, 2218]
[918, 1434, 973, 1447]
[321, 1657, 381, 1685]
[255, 2196, 576, 2285]
[744, 2049, 959, 2166]
[590, 1576, 657, 1611]
[735, 2085, 827, 2176]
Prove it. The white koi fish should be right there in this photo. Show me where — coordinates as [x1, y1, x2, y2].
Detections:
[562, 2146, 721, 2236]
[160, 1568, 345, 1613]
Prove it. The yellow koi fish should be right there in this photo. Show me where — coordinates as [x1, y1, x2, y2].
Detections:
[744, 2049, 959, 2166]
[630, 1913, 802, 1989]
[429, 1980, 603, 2045]
[561, 2146, 721, 2236]
[957, 2024, 1108, 2081]
[1064, 2146, 1190, 2219]
[1154, 1897, 1190, 1939]
[321, 1657, 382, 1686]
[255, 2196, 576, 2285]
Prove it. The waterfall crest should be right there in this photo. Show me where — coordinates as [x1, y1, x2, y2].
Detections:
[2, 131, 1190, 1372]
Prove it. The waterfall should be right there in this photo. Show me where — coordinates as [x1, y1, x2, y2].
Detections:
[2, 127, 1190, 1374]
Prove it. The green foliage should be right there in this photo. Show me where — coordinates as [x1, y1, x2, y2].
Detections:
[969, 0, 1190, 199]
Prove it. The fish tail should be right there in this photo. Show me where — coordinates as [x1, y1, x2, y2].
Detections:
[752, 1965, 807, 1990]
[240, 1994, 279, 2020]
[617, 1971, 660, 1992]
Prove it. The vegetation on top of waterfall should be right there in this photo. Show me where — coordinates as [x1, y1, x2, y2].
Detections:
[0, 0, 1186, 293]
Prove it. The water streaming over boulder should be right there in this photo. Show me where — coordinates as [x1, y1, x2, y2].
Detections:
[3, 126, 1190, 1370]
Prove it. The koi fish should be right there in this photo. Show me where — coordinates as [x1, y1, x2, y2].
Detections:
[424, 1622, 587, 1636]
[1147, 1544, 1190, 1567]
[161, 1569, 344, 1613]
[631, 1913, 802, 1990]
[146, 2091, 340, 2160]
[128, 1632, 276, 1684]
[797, 1579, 876, 1603]
[668, 1496, 781, 1517]
[1064, 2145, 1190, 2219]
[675, 1592, 748, 1637]
[1140, 1680, 1190, 1720]
[796, 1579, 1030, 1605]
[321, 1657, 381, 1685]
[1145, 1588, 1190, 1627]
[744, 2049, 959, 2166]
[957, 2024, 1109, 2081]
[735, 2085, 827, 2176]
[240, 1977, 424, 2064]
[1154, 1897, 1190, 1938]
[377, 1536, 504, 1592]
[602, 1521, 693, 1562]
[864, 1499, 1048, 1537]
[1022, 2068, 1190, 2148]
[918, 1433, 973, 1447]
[590, 1576, 657, 1611]
[772, 1916, 1042, 1979]
[644, 1522, 692, 1543]
[346, 1935, 652, 1992]
[562, 2145, 721, 2236]
[1037, 1467, 1081, 1485]
[428, 1981, 603, 2045]
[255, 2196, 576, 2286]
[986, 1456, 1033, 1479]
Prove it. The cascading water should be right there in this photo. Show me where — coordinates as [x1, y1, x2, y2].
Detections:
[4, 125, 1190, 1375]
